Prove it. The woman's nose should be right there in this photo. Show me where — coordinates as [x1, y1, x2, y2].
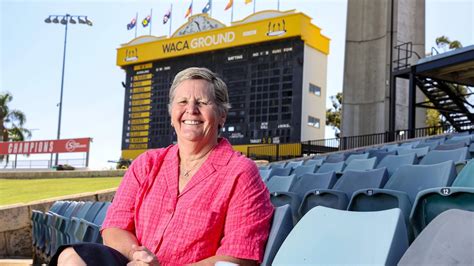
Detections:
[185, 101, 199, 114]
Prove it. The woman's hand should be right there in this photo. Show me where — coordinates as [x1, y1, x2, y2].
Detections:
[127, 244, 160, 266]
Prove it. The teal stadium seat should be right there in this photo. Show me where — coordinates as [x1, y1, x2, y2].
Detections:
[79, 202, 112, 243]
[399, 209, 474, 265]
[299, 168, 388, 216]
[270, 171, 337, 223]
[272, 206, 408, 265]
[410, 187, 474, 237]
[348, 161, 456, 240]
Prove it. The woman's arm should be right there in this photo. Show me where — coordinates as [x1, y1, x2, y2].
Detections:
[102, 227, 140, 260]
[190, 255, 257, 266]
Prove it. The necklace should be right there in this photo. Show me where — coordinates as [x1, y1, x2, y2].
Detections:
[180, 161, 201, 178]
[179, 146, 214, 179]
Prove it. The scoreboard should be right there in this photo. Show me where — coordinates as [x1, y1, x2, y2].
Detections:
[118, 10, 330, 159]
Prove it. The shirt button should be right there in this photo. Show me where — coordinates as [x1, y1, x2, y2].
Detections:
[167, 209, 173, 214]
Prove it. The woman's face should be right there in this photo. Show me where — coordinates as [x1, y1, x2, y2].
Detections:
[171, 79, 226, 144]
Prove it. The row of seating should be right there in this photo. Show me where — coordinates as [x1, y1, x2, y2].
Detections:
[31, 201, 110, 263]
[260, 131, 474, 265]
[268, 159, 474, 238]
[261, 146, 471, 181]
[264, 206, 473, 265]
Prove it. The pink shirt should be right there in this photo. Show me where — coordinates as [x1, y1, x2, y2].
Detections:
[101, 138, 274, 265]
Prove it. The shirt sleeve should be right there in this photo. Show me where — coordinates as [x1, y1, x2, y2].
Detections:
[101, 151, 156, 233]
[216, 159, 274, 263]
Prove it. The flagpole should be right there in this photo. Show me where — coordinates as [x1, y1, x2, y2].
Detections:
[231, 2, 234, 23]
[210, 0, 213, 18]
[253, 0, 256, 13]
[277, 0, 280, 10]
[191, 0, 194, 16]
[134, 12, 138, 38]
[169, 4, 173, 36]
[149, 9, 153, 35]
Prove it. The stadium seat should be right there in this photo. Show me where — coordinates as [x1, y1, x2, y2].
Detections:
[266, 167, 292, 181]
[434, 141, 467, 150]
[270, 162, 287, 169]
[50, 201, 84, 255]
[348, 161, 456, 240]
[71, 202, 108, 244]
[261, 205, 293, 266]
[383, 143, 400, 152]
[303, 158, 324, 167]
[419, 147, 470, 173]
[400, 140, 421, 148]
[285, 160, 304, 169]
[452, 159, 474, 187]
[415, 141, 441, 151]
[398, 209, 474, 265]
[343, 157, 377, 172]
[79, 202, 112, 243]
[410, 187, 474, 237]
[445, 135, 472, 145]
[376, 153, 416, 177]
[397, 146, 430, 158]
[270, 172, 337, 223]
[266, 174, 297, 194]
[291, 164, 317, 178]
[325, 153, 345, 163]
[368, 149, 397, 164]
[259, 169, 271, 181]
[299, 168, 388, 216]
[65, 202, 96, 244]
[316, 161, 344, 174]
[272, 206, 408, 265]
[43, 201, 72, 259]
[344, 153, 369, 165]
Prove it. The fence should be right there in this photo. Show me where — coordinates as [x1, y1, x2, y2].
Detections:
[248, 125, 462, 162]
[2, 158, 88, 170]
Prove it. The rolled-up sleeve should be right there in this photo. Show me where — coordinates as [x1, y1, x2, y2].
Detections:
[101, 151, 153, 233]
[216, 161, 274, 262]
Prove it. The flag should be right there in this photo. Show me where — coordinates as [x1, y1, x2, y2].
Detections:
[142, 15, 151, 27]
[127, 17, 136, 30]
[245, 0, 252, 4]
[185, 1, 193, 18]
[163, 8, 171, 24]
[202, 1, 211, 14]
[224, 0, 233, 11]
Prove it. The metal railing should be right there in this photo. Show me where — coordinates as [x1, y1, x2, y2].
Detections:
[2, 158, 87, 170]
[248, 125, 463, 162]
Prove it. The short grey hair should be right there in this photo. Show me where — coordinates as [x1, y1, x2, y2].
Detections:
[168, 67, 231, 116]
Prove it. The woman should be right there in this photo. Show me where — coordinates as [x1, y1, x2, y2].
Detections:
[54, 67, 274, 265]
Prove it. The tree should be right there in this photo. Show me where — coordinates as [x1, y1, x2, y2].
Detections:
[326, 92, 342, 138]
[435, 35, 463, 51]
[0, 92, 32, 165]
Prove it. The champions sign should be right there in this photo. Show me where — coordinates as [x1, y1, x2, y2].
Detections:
[0, 138, 91, 155]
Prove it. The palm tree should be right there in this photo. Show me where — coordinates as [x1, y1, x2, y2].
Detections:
[0, 92, 32, 166]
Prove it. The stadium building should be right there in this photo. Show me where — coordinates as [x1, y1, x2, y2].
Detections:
[116, 10, 330, 160]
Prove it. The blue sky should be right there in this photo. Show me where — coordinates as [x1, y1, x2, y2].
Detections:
[1, 0, 473, 169]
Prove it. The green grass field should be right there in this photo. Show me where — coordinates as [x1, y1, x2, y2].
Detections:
[0, 177, 123, 206]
